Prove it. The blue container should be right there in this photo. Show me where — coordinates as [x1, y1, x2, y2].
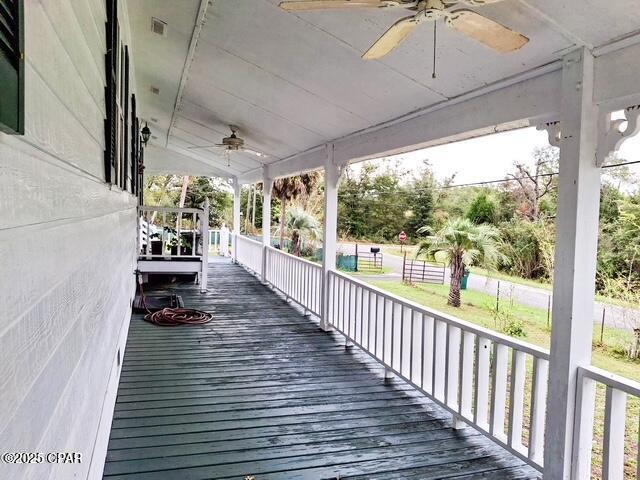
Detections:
[337, 254, 357, 272]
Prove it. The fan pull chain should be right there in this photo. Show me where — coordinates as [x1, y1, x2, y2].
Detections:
[432, 21, 437, 79]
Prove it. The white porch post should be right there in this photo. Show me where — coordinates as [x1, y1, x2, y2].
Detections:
[261, 166, 273, 282]
[200, 198, 209, 293]
[232, 177, 241, 263]
[320, 143, 342, 331]
[544, 47, 601, 479]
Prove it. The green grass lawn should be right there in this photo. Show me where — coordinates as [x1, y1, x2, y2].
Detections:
[347, 266, 394, 276]
[381, 246, 639, 310]
[368, 279, 640, 478]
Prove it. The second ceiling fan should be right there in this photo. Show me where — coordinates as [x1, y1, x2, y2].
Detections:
[278, 0, 528, 60]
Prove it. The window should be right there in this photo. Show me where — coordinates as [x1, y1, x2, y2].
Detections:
[0, 0, 24, 134]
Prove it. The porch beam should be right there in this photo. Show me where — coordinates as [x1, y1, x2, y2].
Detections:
[232, 177, 241, 263]
[544, 47, 601, 479]
[237, 67, 562, 183]
[320, 143, 343, 331]
[262, 165, 274, 282]
[236, 40, 640, 185]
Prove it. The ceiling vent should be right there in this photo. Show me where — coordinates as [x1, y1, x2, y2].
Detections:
[150, 86, 160, 95]
[151, 18, 167, 36]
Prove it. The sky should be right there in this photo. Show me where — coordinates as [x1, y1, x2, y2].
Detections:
[372, 125, 640, 186]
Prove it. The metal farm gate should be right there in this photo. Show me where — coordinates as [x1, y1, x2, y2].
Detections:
[402, 253, 445, 285]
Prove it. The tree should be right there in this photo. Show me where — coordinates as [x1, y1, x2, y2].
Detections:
[272, 173, 318, 249]
[466, 192, 496, 224]
[417, 218, 503, 307]
[508, 146, 558, 221]
[183, 176, 233, 227]
[277, 208, 321, 256]
[338, 160, 410, 241]
[406, 161, 435, 236]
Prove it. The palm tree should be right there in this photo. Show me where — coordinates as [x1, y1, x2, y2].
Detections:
[272, 173, 319, 249]
[417, 218, 503, 307]
[276, 208, 321, 256]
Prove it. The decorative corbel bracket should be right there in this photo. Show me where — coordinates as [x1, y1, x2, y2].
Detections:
[596, 105, 640, 167]
[536, 121, 562, 148]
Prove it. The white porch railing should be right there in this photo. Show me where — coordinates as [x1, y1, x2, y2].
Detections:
[138, 204, 209, 292]
[326, 271, 549, 472]
[235, 235, 263, 274]
[265, 246, 322, 316]
[232, 238, 640, 476]
[139, 206, 206, 259]
[573, 366, 640, 479]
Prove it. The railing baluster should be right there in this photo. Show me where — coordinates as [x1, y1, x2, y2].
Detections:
[459, 331, 475, 419]
[446, 325, 461, 411]
[391, 302, 396, 371]
[374, 293, 379, 358]
[474, 337, 491, 430]
[400, 306, 405, 376]
[410, 309, 415, 383]
[423, 315, 434, 394]
[602, 386, 627, 480]
[529, 357, 548, 465]
[508, 350, 526, 452]
[433, 320, 446, 400]
[192, 212, 196, 257]
[367, 290, 373, 351]
[490, 343, 509, 442]
[360, 286, 365, 345]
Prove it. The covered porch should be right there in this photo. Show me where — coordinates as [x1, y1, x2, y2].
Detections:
[105, 258, 538, 479]
[130, 0, 640, 475]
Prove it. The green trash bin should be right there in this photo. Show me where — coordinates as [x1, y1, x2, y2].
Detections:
[461, 269, 470, 290]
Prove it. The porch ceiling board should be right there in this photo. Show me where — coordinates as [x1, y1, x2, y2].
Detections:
[129, 0, 640, 179]
[104, 259, 538, 479]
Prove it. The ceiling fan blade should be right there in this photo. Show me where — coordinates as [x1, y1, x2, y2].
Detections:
[457, 0, 505, 5]
[187, 144, 218, 150]
[450, 10, 528, 53]
[242, 148, 268, 158]
[362, 15, 418, 60]
[279, 0, 388, 10]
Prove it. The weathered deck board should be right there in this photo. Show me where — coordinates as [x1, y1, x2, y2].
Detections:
[104, 258, 539, 479]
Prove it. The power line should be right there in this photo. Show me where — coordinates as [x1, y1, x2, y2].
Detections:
[338, 158, 638, 194]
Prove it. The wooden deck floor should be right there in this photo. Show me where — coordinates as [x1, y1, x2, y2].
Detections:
[104, 258, 540, 479]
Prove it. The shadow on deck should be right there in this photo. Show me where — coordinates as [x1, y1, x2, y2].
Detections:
[104, 258, 539, 479]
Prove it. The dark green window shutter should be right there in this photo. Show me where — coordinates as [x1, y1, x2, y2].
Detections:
[0, 0, 24, 134]
[130, 93, 136, 194]
[104, 0, 117, 183]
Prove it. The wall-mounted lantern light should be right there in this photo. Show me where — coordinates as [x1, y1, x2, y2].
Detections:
[141, 123, 151, 146]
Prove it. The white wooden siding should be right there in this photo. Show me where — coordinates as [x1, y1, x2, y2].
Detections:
[0, 0, 138, 479]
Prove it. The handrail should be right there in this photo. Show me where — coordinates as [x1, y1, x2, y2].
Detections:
[326, 270, 549, 471]
[579, 365, 640, 397]
[140, 206, 203, 214]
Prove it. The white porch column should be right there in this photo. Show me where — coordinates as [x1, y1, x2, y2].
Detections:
[261, 166, 273, 282]
[232, 177, 241, 263]
[544, 47, 601, 479]
[320, 143, 343, 331]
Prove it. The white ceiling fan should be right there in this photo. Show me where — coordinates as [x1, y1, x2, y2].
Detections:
[278, 0, 529, 60]
[187, 125, 268, 166]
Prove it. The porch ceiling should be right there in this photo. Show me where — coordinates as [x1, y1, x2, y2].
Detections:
[129, 0, 640, 179]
